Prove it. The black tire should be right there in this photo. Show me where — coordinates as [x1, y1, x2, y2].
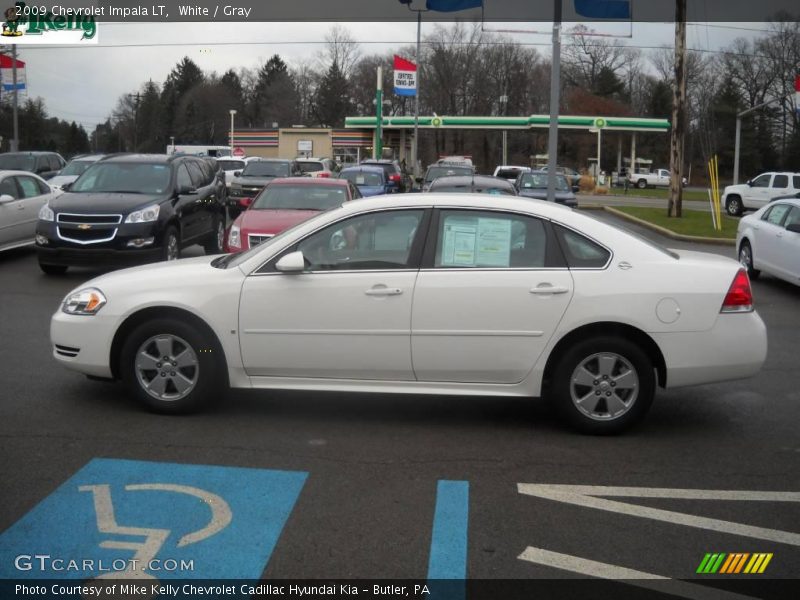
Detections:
[119, 318, 224, 414]
[549, 336, 655, 435]
[726, 195, 743, 217]
[161, 226, 181, 262]
[203, 216, 225, 255]
[39, 262, 67, 275]
[636, 179, 647, 189]
[738, 240, 760, 280]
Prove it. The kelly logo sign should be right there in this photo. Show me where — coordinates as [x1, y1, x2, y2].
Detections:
[2, 2, 99, 44]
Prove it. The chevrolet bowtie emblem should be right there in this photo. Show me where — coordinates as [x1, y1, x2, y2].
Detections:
[78, 224, 91, 230]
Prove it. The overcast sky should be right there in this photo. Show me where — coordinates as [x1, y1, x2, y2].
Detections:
[12, 20, 767, 132]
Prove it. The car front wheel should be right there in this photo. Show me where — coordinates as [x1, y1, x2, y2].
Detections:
[162, 226, 180, 261]
[120, 318, 223, 414]
[738, 240, 760, 280]
[636, 179, 647, 189]
[549, 336, 655, 434]
[726, 195, 743, 216]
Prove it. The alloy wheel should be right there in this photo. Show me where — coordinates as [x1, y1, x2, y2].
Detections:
[569, 352, 639, 421]
[134, 334, 199, 402]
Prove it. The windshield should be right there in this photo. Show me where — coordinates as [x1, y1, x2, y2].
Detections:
[425, 166, 473, 183]
[432, 183, 516, 195]
[298, 162, 324, 173]
[242, 161, 290, 177]
[519, 173, 569, 191]
[59, 160, 95, 177]
[0, 155, 36, 171]
[71, 163, 172, 194]
[252, 184, 346, 211]
[217, 160, 245, 171]
[340, 171, 383, 186]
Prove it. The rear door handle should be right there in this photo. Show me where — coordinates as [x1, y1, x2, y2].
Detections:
[365, 287, 403, 297]
[530, 284, 570, 295]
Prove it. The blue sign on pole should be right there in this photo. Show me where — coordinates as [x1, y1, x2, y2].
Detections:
[574, 0, 631, 19]
[0, 459, 307, 581]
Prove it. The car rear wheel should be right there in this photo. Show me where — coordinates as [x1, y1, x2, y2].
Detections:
[39, 262, 68, 275]
[738, 240, 760, 280]
[636, 179, 647, 189]
[162, 226, 180, 261]
[726, 195, 743, 216]
[120, 318, 223, 414]
[203, 216, 225, 255]
[549, 336, 655, 434]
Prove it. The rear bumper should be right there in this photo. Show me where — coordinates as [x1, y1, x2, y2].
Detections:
[652, 311, 767, 388]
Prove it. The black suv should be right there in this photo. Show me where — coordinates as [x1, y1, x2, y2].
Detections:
[359, 159, 412, 193]
[0, 151, 66, 179]
[35, 154, 226, 274]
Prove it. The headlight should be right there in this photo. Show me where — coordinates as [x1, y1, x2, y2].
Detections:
[62, 288, 107, 316]
[39, 204, 54, 221]
[125, 204, 160, 223]
[228, 224, 241, 248]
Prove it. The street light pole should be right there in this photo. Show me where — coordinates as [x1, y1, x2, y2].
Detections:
[545, 0, 563, 203]
[229, 109, 237, 156]
[401, 2, 427, 179]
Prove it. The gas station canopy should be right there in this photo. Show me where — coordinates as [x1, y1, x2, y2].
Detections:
[345, 115, 670, 132]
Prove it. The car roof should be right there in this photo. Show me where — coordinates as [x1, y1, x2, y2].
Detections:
[99, 153, 179, 164]
[0, 151, 61, 157]
[247, 157, 292, 163]
[268, 177, 348, 186]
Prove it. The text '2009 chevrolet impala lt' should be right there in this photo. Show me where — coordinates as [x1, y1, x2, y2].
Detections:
[50, 194, 767, 434]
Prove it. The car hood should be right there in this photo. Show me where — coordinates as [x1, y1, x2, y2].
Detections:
[71, 255, 221, 292]
[237, 208, 321, 235]
[722, 184, 749, 195]
[48, 191, 165, 213]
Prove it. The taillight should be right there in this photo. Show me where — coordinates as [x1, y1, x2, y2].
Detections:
[720, 269, 753, 313]
[318, 172, 330, 178]
[389, 174, 401, 182]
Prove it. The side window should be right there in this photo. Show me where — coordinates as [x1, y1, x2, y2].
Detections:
[763, 204, 791, 226]
[0, 177, 18, 198]
[49, 155, 63, 171]
[37, 179, 51, 195]
[793, 176, 800, 189]
[751, 174, 771, 188]
[784, 207, 800, 229]
[176, 164, 193, 191]
[434, 210, 548, 269]
[16, 176, 43, 198]
[553, 224, 611, 269]
[185, 161, 206, 188]
[772, 175, 788, 188]
[295, 209, 424, 271]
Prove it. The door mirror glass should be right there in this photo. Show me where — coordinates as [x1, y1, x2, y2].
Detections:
[275, 250, 306, 272]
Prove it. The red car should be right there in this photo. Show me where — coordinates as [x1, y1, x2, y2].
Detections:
[225, 177, 362, 252]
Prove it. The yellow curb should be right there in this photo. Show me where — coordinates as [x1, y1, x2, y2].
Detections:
[585, 205, 735, 246]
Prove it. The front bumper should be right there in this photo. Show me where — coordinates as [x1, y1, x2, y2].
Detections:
[51, 310, 118, 378]
[652, 311, 768, 388]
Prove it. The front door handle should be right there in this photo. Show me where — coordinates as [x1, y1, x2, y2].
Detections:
[530, 284, 570, 295]
[365, 287, 403, 297]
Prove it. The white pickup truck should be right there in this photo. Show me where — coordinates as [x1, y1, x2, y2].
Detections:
[722, 171, 800, 216]
[629, 168, 686, 189]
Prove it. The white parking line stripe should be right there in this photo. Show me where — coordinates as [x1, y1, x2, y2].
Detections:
[518, 484, 800, 546]
[518, 547, 760, 600]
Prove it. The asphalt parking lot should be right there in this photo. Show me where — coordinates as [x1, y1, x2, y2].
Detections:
[1, 215, 799, 597]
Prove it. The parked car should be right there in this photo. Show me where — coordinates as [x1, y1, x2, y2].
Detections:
[516, 171, 578, 208]
[723, 171, 800, 216]
[437, 156, 473, 167]
[228, 158, 303, 219]
[418, 164, 475, 192]
[339, 165, 396, 197]
[736, 197, 800, 286]
[540, 165, 581, 187]
[629, 168, 687, 189]
[297, 157, 340, 179]
[50, 193, 767, 434]
[0, 171, 58, 253]
[493, 165, 532, 182]
[48, 154, 105, 191]
[225, 177, 361, 253]
[428, 174, 517, 195]
[359, 159, 411, 192]
[214, 157, 248, 189]
[0, 151, 66, 180]
[35, 154, 226, 275]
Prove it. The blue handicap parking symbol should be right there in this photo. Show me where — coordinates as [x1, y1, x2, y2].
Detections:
[0, 458, 307, 580]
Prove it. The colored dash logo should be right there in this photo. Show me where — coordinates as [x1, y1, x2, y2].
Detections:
[696, 553, 773, 574]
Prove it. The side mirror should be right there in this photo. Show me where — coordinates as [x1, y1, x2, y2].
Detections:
[572, 185, 580, 193]
[746, 180, 752, 186]
[61, 182, 72, 192]
[0, 193, 15, 204]
[177, 184, 196, 195]
[233, 171, 242, 177]
[275, 250, 305, 273]
[786, 223, 800, 234]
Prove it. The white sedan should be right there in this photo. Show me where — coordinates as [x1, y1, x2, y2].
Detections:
[0, 170, 58, 253]
[50, 194, 767, 434]
[736, 197, 800, 286]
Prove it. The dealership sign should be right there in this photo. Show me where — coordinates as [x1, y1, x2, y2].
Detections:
[1, 3, 99, 44]
[393, 55, 417, 97]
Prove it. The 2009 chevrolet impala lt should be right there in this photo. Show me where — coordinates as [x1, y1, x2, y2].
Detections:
[50, 194, 767, 433]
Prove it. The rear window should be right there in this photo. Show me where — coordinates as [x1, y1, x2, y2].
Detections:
[424, 166, 473, 183]
[217, 160, 245, 171]
[252, 184, 346, 211]
[298, 162, 324, 173]
[243, 161, 291, 177]
[341, 171, 383, 186]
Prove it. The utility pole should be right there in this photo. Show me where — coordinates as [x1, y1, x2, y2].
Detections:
[668, 0, 687, 218]
[11, 44, 20, 152]
[545, 0, 563, 203]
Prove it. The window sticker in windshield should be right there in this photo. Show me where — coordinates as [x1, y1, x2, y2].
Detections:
[441, 216, 512, 267]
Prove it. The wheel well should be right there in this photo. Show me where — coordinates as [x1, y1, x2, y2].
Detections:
[109, 306, 227, 384]
[542, 322, 667, 390]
